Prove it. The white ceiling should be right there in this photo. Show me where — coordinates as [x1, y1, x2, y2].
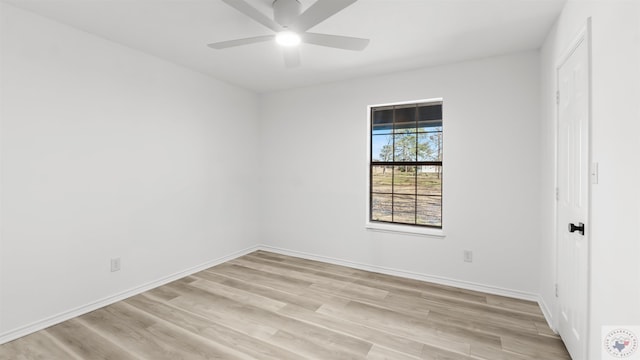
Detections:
[3, 0, 566, 93]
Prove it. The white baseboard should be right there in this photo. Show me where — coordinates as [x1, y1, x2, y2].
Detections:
[538, 295, 558, 333]
[258, 245, 540, 302]
[0, 245, 260, 345]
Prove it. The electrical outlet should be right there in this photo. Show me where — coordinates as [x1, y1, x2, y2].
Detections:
[463, 250, 473, 263]
[110, 258, 121, 272]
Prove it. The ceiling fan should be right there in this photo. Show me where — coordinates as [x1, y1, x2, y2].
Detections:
[208, 0, 370, 68]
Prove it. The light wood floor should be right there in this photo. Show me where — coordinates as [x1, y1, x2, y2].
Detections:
[0, 250, 571, 359]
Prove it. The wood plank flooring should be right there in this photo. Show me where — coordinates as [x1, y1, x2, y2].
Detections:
[0, 251, 571, 359]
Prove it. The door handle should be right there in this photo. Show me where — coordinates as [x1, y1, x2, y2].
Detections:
[568, 222, 585, 235]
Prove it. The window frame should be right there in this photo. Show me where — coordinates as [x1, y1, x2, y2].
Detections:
[365, 98, 445, 238]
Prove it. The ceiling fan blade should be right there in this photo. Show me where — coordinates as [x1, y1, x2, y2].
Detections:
[290, 0, 358, 32]
[283, 47, 301, 68]
[302, 32, 369, 51]
[222, 0, 282, 32]
[207, 35, 275, 49]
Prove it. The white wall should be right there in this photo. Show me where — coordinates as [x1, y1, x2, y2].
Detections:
[540, 1, 640, 358]
[258, 51, 542, 297]
[0, 3, 259, 340]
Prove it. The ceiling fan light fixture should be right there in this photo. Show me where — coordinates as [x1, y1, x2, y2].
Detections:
[275, 31, 301, 47]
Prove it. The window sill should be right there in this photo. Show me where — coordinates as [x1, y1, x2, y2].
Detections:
[365, 221, 446, 238]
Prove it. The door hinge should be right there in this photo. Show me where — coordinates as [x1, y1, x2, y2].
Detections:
[591, 162, 599, 184]
[556, 91, 560, 105]
[555, 283, 559, 297]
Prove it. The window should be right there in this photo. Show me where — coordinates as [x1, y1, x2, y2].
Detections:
[369, 100, 443, 229]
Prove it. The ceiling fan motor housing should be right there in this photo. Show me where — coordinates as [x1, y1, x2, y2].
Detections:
[273, 0, 301, 27]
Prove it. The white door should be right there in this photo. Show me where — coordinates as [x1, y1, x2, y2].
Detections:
[556, 31, 590, 360]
